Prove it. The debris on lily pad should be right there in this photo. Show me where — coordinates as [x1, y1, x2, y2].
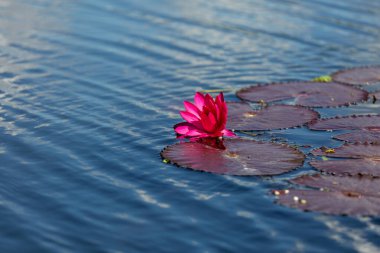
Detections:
[273, 174, 380, 216]
[310, 143, 380, 177]
[312, 75, 332, 82]
[308, 114, 380, 131]
[332, 66, 380, 85]
[161, 138, 305, 176]
[311, 143, 380, 158]
[226, 102, 319, 131]
[310, 159, 380, 177]
[334, 130, 380, 144]
[236, 81, 368, 107]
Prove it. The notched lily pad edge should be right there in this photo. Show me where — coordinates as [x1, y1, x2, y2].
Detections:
[309, 159, 380, 178]
[307, 114, 380, 131]
[271, 173, 380, 216]
[271, 188, 379, 217]
[333, 135, 380, 144]
[310, 142, 380, 159]
[235, 80, 369, 108]
[331, 65, 380, 85]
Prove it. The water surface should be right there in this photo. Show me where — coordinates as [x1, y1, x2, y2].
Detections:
[0, 0, 380, 252]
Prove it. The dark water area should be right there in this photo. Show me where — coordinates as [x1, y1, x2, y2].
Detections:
[0, 0, 380, 252]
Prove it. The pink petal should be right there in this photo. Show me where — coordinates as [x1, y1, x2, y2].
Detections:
[194, 92, 205, 110]
[204, 94, 215, 111]
[174, 122, 205, 137]
[214, 93, 223, 119]
[187, 128, 206, 137]
[215, 100, 227, 131]
[180, 111, 199, 122]
[184, 101, 201, 118]
[199, 112, 212, 133]
[174, 122, 192, 135]
[222, 129, 236, 137]
[215, 92, 224, 104]
[214, 105, 221, 125]
[220, 102, 228, 127]
[200, 111, 218, 134]
[207, 112, 217, 131]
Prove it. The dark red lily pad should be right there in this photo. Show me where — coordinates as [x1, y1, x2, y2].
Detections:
[274, 189, 380, 216]
[236, 81, 368, 107]
[310, 159, 380, 177]
[311, 143, 380, 177]
[226, 102, 319, 131]
[273, 174, 380, 216]
[291, 174, 380, 194]
[311, 143, 380, 158]
[161, 138, 305, 176]
[332, 66, 380, 85]
[334, 130, 380, 144]
[308, 114, 380, 131]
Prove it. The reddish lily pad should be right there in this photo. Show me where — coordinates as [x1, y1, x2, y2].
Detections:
[273, 174, 380, 216]
[311, 143, 380, 177]
[332, 66, 380, 85]
[310, 159, 380, 177]
[291, 174, 380, 194]
[334, 130, 380, 144]
[308, 115, 380, 131]
[274, 189, 380, 216]
[161, 138, 305, 176]
[236, 81, 368, 107]
[226, 102, 319, 131]
[311, 143, 380, 158]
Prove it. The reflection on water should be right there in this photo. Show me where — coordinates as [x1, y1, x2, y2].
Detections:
[0, 0, 380, 252]
[316, 216, 380, 253]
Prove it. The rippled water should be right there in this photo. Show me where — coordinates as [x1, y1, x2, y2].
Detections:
[1, 0, 380, 252]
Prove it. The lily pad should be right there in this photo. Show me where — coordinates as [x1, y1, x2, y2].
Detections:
[227, 102, 319, 131]
[273, 174, 380, 216]
[310, 159, 380, 177]
[334, 130, 380, 144]
[291, 174, 380, 193]
[161, 138, 305, 176]
[311, 143, 380, 158]
[332, 66, 380, 85]
[308, 115, 380, 131]
[310, 143, 380, 177]
[236, 81, 368, 107]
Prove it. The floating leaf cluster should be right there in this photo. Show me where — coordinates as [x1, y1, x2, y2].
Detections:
[162, 66, 380, 216]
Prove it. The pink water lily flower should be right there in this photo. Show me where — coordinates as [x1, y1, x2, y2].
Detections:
[174, 92, 236, 139]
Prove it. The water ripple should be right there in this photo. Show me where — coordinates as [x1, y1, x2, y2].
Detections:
[0, 0, 379, 252]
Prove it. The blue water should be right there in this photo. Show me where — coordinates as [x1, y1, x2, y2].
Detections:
[0, 0, 380, 252]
